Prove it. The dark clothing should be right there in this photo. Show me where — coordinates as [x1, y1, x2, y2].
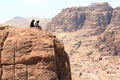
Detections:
[30, 20, 35, 27]
[35, 21, 42, 29]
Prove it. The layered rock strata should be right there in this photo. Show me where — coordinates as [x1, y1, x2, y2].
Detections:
[46, 2, 113, 35]
[0, 26, 71, 80]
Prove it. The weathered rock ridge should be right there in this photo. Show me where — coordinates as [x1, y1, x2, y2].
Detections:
[95, 6, 120, 56]
[46, 2, 120, 35]
[0, 26, 71, 80]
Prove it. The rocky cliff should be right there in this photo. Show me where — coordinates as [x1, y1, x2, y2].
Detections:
[45, 2, 120, 80]
[0, 26, 71, 80]
[95, 7, 120, 56]
[46, 2, 114, 35]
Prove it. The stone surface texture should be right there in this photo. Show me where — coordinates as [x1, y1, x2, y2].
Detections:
[0, 26, 71, 80]
[46, 2, 113, 35]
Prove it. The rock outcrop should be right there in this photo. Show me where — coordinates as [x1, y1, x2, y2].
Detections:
[110, 7, 120, 26]
[95, 6, 120, 56]
[46, 2, 113, 35]
[0, 26, 71, 80]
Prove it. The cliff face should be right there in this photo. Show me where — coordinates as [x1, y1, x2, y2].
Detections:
[95, 7, 120, 56]
[46, 2, 113, 35]
[95, 29, 120, 56]
[0, 26, 71, 80]
[110, 7, 120, 26]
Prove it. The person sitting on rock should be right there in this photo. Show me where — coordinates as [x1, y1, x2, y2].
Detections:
[35, 20, 42, 29]
[30, 19, 35, 27]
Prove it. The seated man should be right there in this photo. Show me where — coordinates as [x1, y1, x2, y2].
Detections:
[30, 19, 35, 27]
[35, 20, 42, 29]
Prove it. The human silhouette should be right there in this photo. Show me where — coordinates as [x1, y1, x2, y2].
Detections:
[35, 20, 42, 29]
[30, 19, 35, 27]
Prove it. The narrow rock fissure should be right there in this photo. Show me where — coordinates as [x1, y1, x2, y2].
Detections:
[14, 43, 16, 79]
[14, 29, 18, 79]
[54, 51, 61, 80]
[15, 29, 29, 80]
[53, 40, 61, 80]
[26, 65, 28, 80]
[13, 49, 15, 79]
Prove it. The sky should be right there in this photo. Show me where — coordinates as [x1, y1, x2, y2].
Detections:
[0, 0, 120, 23]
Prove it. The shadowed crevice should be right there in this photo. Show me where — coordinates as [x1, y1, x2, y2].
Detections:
[53, 38, 72, 80]
[0, 31, 9, 79]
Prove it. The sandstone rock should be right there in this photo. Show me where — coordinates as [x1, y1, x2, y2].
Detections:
[95, 12, 120, 56]
[110, 7, 120, 26]
[46, 2, 113, 35]
[1, 2, 120, 80]
[0, 26, 71, 80]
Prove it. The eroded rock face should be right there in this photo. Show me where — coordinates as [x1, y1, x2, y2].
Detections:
[95, 24, 120, 56]
[0, 26, 71, 80]
[95, 31, 120, 56]
[45, 2, 120, 80]
[95, 7, 120, 56]
[46, 2, 113, 35]
[110, 7, 120, 26]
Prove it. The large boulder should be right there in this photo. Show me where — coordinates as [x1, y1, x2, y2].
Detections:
[0, 26, 71, 80]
